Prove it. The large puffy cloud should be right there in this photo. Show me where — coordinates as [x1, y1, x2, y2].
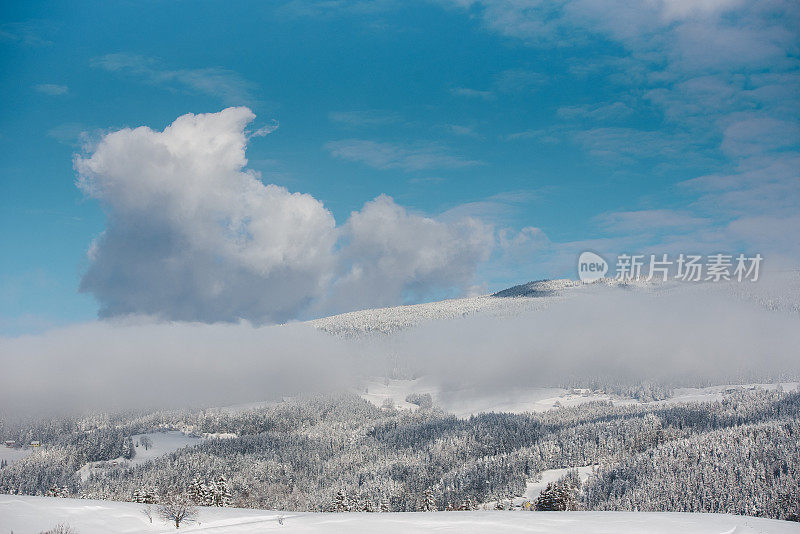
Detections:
[76, 107, 337, 323]
[76, 108, 493, 322]
[324, 195, 494, 312]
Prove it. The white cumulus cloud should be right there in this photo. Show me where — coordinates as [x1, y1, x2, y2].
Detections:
[75, 108, 494, 323]
[325, 195, 494, 312]
[76, 107, 337, 323]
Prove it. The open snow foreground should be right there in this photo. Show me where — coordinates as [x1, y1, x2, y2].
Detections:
[2, 496, 799, 534]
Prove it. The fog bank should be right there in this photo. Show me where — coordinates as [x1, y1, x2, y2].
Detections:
[2, 279, 799, 416]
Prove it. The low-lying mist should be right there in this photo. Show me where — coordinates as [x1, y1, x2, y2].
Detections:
[0, 321, 359, 417]
[2, 279, 798, 417]
[399, 287, 800, 399]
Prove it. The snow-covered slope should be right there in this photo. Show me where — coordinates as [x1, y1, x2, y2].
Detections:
[2, 495, 798, 534]
[311, 273, 800, 338]
[310, 279, 597, 337]
[358, 378, 800, 417]
[358, 378, 618, 416]
[519, 466, 597, 505]
[77, 431, 204, 481]
[310, 294, 546, 336]
[0, 447, 32, 468]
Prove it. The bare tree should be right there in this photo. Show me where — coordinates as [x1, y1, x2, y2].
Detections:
[139, 436, 152, 451]
[141, 504, 153, 523]
[157, 496, 198, 529]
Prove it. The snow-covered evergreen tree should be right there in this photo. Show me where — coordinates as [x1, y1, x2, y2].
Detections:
[214, 475, 232, 507]
[421, 488, 437, 511]
[333, 490, 349, 512]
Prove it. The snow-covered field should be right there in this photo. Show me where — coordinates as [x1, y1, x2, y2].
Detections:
[659, 383, 800, 405]
[0, 447, 33, 466]
[519, 466, 597, 505]
[77, 431, 204, 481]
[2, 495, 798, 534]
[359, 377, 800, 417]
[359, 378, 608, 417]
[128, 432, 204, 467]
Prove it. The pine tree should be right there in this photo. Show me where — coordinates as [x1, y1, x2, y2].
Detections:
[202, 481, 215, 506]
[214, 475, 232, 507]
[46, 485, 67, 498]
[535, 481, 577, 511]
[121, 437, 135, 460]
[421, 488, 437, 511]
[141, 488, 158, 504]
[188, 476, 204, 505]
[334, 490, 349, 512]
[536, 483, 563, 511]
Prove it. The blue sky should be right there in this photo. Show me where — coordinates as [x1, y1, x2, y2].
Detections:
[1, 0, 798, 334]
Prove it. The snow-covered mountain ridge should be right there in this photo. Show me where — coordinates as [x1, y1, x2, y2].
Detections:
[310, 273, 800, 337]
[310, 278, 640, 336]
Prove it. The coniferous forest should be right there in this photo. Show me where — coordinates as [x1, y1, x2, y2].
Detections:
[2, 387, 798, 521]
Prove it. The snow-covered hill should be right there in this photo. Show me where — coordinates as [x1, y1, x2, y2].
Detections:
[76, 431, 205, 482]
[311, 274, 800, 417]
[2, 495, 798, 534]
[310, 273, 800, 338]
[310, 278, 608, 336]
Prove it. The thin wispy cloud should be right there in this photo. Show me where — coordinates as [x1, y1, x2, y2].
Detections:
[451, 69, 546, 100]
[47, 123, 88, 146]
[451, 87, 494, 100]
[557, 101, 633, 121]
[504, 128, 560, 142]
[278, 0, 399, 19]
[596, 210, 711, 233]
[324, 139, 482, 171]
[494, 68, 547, 93]
[440, 190, 540, 227]
[444, 124, 481, 138]
[682, 155, 800, 217]
[571, 127, 707, 165]
[91, 53, 256, 106]
[328, 110, 403, 127]
[0, 22, 53, 47]
[34, 84, 68, 96]
[443, 0, 800, 265]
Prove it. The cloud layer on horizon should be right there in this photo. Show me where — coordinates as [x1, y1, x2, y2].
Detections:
[2, 278, 799, 415]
